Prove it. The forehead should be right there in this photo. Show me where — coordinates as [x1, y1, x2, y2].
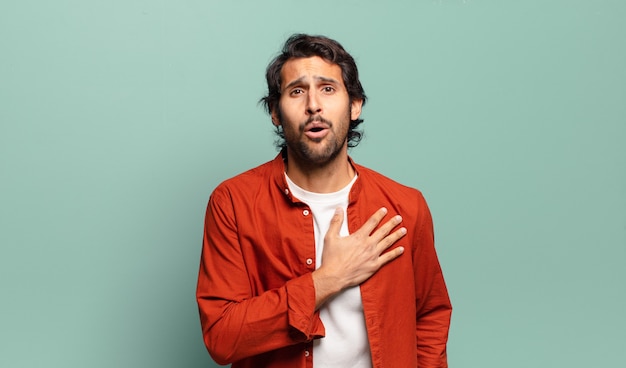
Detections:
[280, 56, 344, 88]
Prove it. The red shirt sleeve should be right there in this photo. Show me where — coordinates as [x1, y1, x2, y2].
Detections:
[413, 193, 452, 367]
[196, 186, 324, 365]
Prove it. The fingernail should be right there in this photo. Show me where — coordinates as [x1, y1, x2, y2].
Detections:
[381, 207, 388, 214]
[395, 215, 402, 223]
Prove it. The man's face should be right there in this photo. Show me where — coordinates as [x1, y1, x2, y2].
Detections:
[272, 56, 363, 165]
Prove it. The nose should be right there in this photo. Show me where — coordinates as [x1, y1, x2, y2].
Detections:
[306, 91, 321, 115]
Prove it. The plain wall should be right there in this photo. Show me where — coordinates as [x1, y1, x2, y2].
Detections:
[1, 1, 624, 367]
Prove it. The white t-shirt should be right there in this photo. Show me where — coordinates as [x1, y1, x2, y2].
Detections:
[285, 174, 372, 368]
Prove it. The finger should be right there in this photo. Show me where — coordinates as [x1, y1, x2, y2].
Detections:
[370, 214, 403, 242]
[326, 207, 345, 237]
[377, 245, 405, 266]
[358, 207, 388, 235]
[375, 227, 407, 253]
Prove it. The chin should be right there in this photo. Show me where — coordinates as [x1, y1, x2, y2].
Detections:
[302, 146, 344, 165]
[287, 135, 347, 164]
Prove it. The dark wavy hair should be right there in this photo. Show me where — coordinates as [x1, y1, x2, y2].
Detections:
[260, 34, 367, 149]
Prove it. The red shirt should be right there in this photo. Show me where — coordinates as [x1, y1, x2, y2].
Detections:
[197, 155, 452, 367]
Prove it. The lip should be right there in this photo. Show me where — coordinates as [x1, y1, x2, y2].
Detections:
[304, 123, 330, 140]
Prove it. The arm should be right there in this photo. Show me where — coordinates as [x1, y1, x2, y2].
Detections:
[196, 188, 324, 365]
[414, 194, 452, 367]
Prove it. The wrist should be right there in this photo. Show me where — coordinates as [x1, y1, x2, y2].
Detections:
[311, 268, 343, 309]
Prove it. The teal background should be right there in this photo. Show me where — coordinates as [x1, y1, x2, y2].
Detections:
[1, 1, 624, 367]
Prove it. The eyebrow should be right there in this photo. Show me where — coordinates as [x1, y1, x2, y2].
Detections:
[283, 76, 341, 91]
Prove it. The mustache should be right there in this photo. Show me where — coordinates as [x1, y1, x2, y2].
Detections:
[302, 115, 332, 127]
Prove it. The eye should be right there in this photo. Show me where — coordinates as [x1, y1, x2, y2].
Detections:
[322, 86, 335, 93]
[290, 88, 304, 96]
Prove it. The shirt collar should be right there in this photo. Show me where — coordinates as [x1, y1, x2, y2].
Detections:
[271, 153, 362, 204]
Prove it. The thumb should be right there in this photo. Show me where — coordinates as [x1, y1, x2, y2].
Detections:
[327, 207, 344, 237]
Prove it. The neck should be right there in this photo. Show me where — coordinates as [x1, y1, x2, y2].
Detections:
[284, 148, 355, 193]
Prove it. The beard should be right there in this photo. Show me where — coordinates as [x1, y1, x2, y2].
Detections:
[279, 108, 351, 166]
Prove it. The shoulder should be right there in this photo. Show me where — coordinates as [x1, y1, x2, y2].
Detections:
[209, 156, 283, 206]
[212, 158, 275, 195]
[352, 163, 431, 225]
[355, 163, 426, 200]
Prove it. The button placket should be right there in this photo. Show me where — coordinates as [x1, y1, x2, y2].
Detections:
[300, 207, 314, 269]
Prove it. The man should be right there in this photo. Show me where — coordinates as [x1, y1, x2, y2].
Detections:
[197, 34, 452, 368]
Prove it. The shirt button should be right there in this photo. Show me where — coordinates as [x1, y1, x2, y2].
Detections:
[284, 189, 289, 195]
[306, 258, 313, 265]
[304, 350, 310, 357]
[303, 209, 310, 216]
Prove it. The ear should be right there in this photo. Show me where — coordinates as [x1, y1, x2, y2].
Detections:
[350, 98, 364, 121]
[270, 108, 281, 127]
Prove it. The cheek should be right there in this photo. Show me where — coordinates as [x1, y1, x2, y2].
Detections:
[278, 100, 300, 120]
